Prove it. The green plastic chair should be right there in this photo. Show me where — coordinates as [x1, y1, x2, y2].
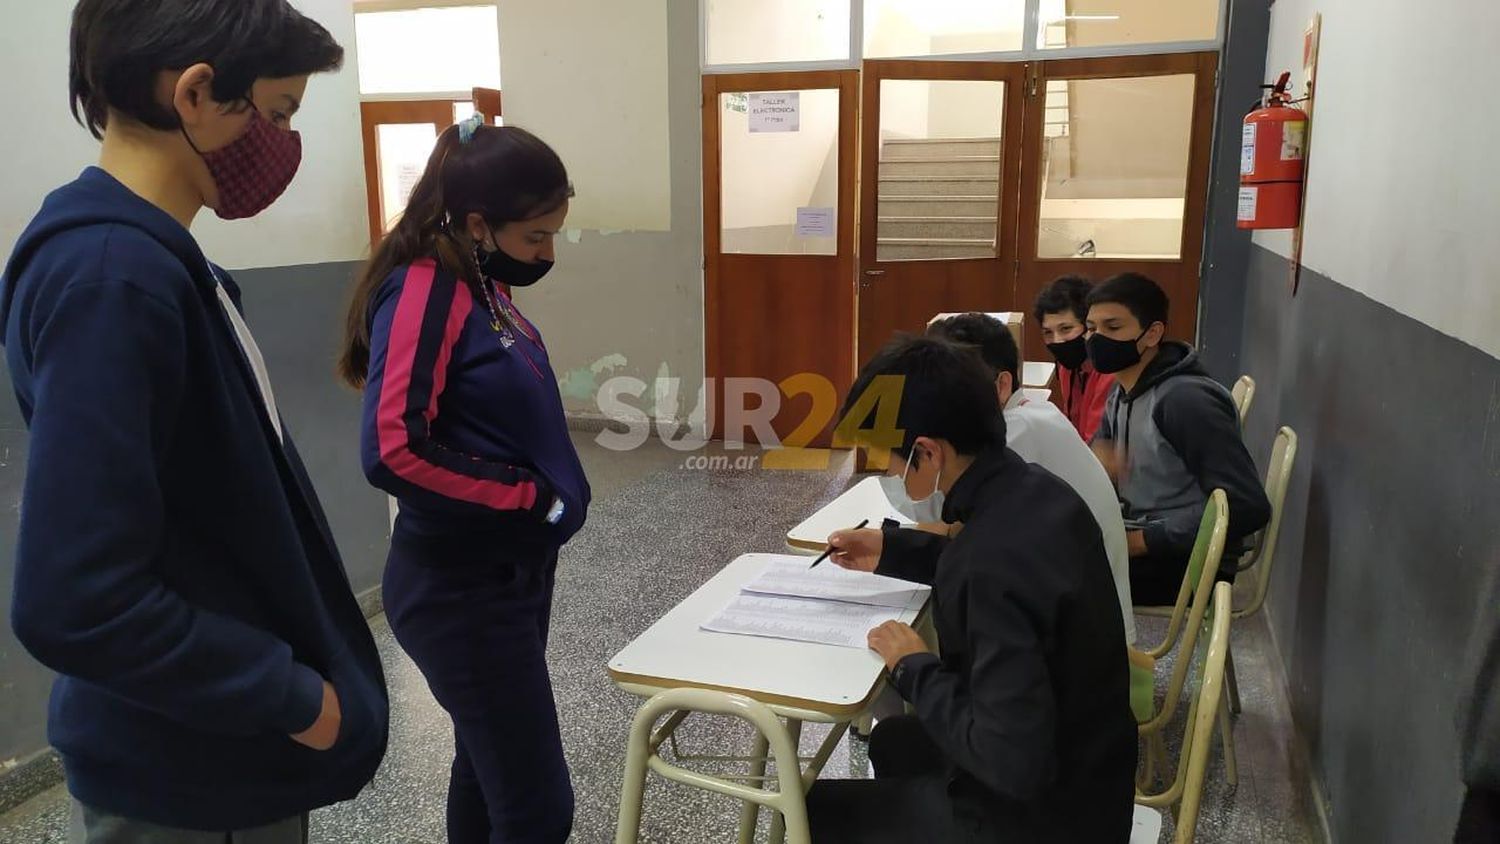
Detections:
[1133, 490, 1235, 790]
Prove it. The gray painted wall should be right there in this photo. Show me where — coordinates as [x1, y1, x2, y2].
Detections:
[0, 360, 39, 766]
[0, 259, 389, 764]
[1236, 245, 1500, 841]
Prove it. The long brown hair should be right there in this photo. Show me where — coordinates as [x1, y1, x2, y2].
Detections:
[338, 123, 572, 388]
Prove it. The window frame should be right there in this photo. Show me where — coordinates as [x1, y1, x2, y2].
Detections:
[700, 0, 1228, 74]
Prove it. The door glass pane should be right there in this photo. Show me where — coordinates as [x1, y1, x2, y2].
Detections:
[355, 6, 501, 95]
[876, 80, 1004, 262]
[376, 123, 439, 233]
[1037, 74, 1194, 260]
[721, 90, 840, 256]
[707, 0, 851, 65]
[1036, 0, 1219, 50]
[865, 0, 1026, 58]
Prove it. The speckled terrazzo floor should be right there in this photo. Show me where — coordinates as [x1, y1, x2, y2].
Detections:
[0, 434, 1324, 843]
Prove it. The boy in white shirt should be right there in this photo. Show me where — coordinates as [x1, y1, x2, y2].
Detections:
[929, 313, 1135, 644]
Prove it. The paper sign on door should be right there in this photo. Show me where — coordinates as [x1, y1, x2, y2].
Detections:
[749, 92, 800, 133]
[796, 207, 835, 238]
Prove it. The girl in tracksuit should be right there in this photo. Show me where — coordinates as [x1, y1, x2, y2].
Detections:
[338, 116, 590, 844]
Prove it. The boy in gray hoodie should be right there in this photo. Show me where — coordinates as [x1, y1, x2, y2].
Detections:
[1084, 273, 1271, 606]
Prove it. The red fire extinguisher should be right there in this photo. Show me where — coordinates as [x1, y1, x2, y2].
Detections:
[1238, 71, 1307, 229]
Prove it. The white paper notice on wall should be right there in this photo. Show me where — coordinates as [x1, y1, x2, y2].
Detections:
[749, 92, 800, 133]
[796, 207, 835, 238]
[1237, 187, 1258, 222]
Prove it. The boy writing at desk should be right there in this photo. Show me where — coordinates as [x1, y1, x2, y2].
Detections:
[808, 336, 1137, 843]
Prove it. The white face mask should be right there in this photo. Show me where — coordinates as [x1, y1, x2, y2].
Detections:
[879, 445, 945, 523]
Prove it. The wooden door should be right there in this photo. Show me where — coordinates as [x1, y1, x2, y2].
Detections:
[472, 87, 503, 123]
[1014, 52, 1218, 360]
[703, 71, 859, 448]
[856, 60, 1027, 368]
[359, 99, 467, 246]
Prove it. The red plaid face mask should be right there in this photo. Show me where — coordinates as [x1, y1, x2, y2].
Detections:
[187, 104, 303, 220]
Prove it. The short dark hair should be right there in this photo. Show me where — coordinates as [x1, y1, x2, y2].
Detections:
[838, 335, 1005, 462]
[926, 313, 1019, 390]
[1033, 274, 1094, 325]
[1087, 272, 1170, 330]
[70, 0, 345, 139]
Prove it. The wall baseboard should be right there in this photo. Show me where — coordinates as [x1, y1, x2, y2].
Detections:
[1262, 605, 1337, 844]
[0, 747, 62, 815]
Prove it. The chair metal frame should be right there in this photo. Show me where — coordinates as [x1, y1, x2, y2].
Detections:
[615, 688, 853, 844]
[1133, 491, 1235, 790]
[1136, 582, 1234, 843]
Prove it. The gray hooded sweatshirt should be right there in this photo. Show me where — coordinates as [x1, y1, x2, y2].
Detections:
[1097, 341, 1271, 573]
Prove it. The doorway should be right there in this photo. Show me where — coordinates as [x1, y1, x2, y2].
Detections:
[352, 1, 503, 246]
[855, 60, 1027, 368]
[701, 71, 860, 448]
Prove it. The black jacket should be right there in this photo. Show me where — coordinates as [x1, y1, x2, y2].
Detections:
[879, 447, 1137, 843]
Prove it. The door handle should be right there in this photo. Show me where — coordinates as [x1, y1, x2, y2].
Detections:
[864, 270, 885, 276]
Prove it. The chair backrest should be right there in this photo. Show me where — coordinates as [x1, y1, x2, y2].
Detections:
[1235, 426, 1298, 620]
[1231, 375, 1255, 428]
[1173, 582, 1233, 843]
[1143, 489, 1227, 729]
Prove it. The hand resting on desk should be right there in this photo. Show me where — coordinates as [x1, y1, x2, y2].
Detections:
[868, 620, 930, 670]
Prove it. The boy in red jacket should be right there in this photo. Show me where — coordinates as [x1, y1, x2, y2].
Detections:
[1034, 275, 1115, 441]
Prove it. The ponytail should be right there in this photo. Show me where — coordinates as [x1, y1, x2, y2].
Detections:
[337, 125, 474, 388]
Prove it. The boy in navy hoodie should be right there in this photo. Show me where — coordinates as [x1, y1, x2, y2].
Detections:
[0, 2, 388, 840]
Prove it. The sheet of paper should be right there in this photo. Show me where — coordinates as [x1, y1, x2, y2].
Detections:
[749, 92, 800, 133]
[796, 207, 835, 237]
[701, 594, 903, 648]
[742, 558, 929, 609]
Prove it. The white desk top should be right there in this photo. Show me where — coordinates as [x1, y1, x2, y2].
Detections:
[1023, 360, 1056, 388]
[608, 554, 923, 719]
[785, 476, 910, 553]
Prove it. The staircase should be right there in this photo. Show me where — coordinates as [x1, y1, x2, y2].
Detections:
[877, 137, 1001, 261]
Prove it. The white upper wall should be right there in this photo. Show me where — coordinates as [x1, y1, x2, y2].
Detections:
[0, 0, 369, 271]
[497, 0, 672, 232]
[1252, 0, 1500, 359]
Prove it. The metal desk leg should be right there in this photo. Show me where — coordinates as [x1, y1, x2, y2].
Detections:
[767, 718, 804, 844]
[616, 708, 690, 844]
[736, 729, 771, 844]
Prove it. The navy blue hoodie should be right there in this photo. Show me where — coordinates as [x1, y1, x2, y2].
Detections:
[0, 168, 388, 829]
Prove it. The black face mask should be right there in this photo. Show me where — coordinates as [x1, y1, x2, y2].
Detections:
[1046, 335, 1089, 370]
[476, 231, 554, 287]
[1086, 331, 1146, 374]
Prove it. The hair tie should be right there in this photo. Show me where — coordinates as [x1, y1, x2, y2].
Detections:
[458, 112, 485, 145]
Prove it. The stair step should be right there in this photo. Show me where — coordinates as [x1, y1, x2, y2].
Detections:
[883, 137, 1002, 159]
[879, 157, 1000, 177]
[878, 196, 999, 216]
[878, 217, 998, 239]
[876, 237, 997, 261]
[879, 176, 1000, 197]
